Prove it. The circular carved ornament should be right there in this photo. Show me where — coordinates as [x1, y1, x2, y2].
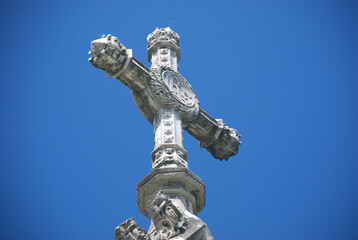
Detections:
[161, 70, 198, 108]
[150, 67, 200, 120]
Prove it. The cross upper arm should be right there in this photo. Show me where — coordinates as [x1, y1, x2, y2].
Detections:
[89, 34, 150, 92]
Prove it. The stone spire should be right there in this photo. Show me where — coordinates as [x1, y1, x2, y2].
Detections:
[89, 27, 242, 240]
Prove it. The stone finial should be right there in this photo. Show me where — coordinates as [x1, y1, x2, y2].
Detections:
[89, 34, 132, 79]
[200, 119, 242, 161]
[147, 27, 180, 49]
[147, 27, 181, 62]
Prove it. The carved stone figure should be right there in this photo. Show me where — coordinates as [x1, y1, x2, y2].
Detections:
[115, 218, 150, 240]
[89, 27, 242, 240]
[147, 191, 213, 240]
[149, 192, 188, 239]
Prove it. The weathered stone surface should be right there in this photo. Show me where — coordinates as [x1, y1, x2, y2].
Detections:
[115, 218, 150, 240]
[116, 193, 213, 240]
[147, 192, 213, 240]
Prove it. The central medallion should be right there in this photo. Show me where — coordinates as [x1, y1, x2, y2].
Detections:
[162, 70, 197, 107]
[158, 68, 200, 120]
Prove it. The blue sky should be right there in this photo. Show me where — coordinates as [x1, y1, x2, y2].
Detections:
[1, 0, 357, 239]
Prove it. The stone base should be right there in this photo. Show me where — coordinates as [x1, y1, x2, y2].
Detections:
[137, 167, 205, 217]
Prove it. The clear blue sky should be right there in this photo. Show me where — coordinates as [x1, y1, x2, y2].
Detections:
[1, 1, 357, 239]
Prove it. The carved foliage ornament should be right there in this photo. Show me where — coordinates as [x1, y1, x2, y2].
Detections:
[150, 67, 200, 121]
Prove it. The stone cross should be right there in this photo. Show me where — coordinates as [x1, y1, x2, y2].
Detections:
[89, 27, 241, 240]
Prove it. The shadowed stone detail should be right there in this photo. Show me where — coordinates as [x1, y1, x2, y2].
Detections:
[148, 192, 213, 240]
[115, 218, 150, 240]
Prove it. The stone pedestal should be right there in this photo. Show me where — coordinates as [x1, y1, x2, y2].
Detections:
[136, 167, 213, 240]
[137, 167, 205, 217]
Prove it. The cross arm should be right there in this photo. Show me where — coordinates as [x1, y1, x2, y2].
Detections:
[89, 34, 150, 92]
[184, 108, 241, 161]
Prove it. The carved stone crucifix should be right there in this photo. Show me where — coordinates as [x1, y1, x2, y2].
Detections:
[89, 27, 242, 240]
[89, 27, 241, 165]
